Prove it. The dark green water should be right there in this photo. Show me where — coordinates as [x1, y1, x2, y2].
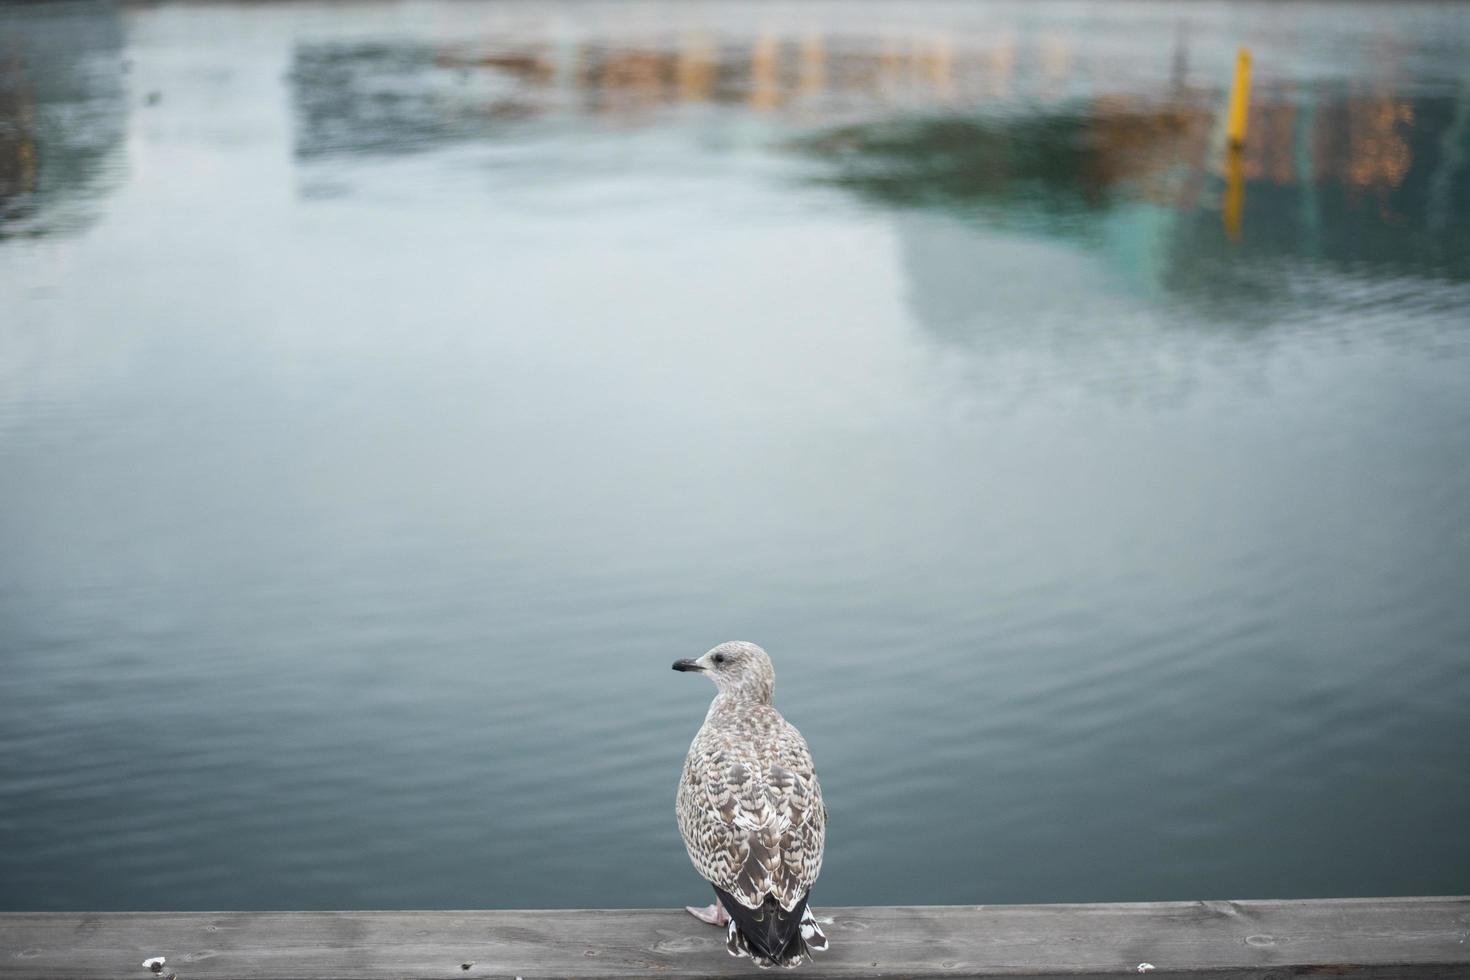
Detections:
[2, 0, 1468, 912]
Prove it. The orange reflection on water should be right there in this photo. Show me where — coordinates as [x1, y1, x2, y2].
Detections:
[749, 31, 780, 110]
[1344, 98, 1415, 196]
[798, 34, 826, 98]
[598, 49, 667, 112]
[925, 35, 954, 101]
[677, 34, 717, 103]
[398, 25, 1430, 241]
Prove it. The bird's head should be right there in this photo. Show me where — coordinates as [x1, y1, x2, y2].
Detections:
[673, 640, 775, 704]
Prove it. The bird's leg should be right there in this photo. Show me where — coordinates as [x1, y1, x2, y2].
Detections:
[685, 901, 730, 926]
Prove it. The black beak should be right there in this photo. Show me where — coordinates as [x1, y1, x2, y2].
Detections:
[672, 659, 704, 672]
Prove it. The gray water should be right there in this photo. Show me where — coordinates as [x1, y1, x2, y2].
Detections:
[2, 0, 1469, 913]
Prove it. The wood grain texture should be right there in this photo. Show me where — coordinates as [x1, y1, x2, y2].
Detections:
[2, 898, 1467, 980]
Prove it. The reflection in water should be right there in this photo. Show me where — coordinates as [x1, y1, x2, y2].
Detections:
[804, 90, 1470, 342]
[290, 22, 1470, 343]
[1149, 94, 1470, 329]
[0, 3, 125, 238]
[809, 94, 1470, 273]
[291, 30, 1049, 159]
[3, 1, 1470, 915]
[804, 106, 1210, 226]
[1223, 147, 1245, 242]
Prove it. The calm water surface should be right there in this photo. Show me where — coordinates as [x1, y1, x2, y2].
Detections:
[2, 0, 1469, 911]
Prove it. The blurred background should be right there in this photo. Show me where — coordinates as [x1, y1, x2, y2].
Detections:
[1, 0, 1468, 912]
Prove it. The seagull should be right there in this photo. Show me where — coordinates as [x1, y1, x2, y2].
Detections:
[673, 641, 828, 969]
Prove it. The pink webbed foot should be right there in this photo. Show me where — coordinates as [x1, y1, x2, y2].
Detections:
[685, 901, 730, 926]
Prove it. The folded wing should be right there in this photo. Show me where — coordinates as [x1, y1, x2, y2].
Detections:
[677, 712, 826, 913]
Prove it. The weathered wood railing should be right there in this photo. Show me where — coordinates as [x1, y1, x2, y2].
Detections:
[2, 898, 1467, 979]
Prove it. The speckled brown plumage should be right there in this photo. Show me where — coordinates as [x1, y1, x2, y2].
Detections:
[674, 641, 827, 968]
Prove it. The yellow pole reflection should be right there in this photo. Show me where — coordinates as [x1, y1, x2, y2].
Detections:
[1223, 145, 1245, 242]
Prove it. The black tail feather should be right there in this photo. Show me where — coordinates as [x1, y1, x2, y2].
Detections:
[713, 886, 809, 965]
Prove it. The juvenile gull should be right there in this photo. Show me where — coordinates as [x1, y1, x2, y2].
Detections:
[673, 641, 828, 969]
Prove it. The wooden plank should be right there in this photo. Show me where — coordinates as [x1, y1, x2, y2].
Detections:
[1, 898, 1467, 980]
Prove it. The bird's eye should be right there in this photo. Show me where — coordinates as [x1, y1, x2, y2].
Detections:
[712, 654, 726, 665]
